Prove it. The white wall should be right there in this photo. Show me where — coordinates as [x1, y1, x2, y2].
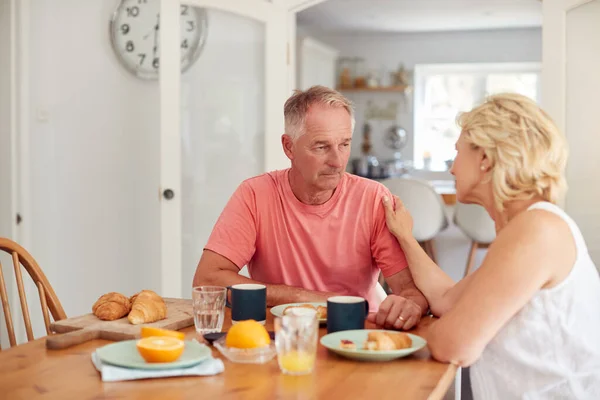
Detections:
[24, 0, 162, 324]
[0, 0, 14, 348]
[0, 0, 268, 336]
[296, 36, 339, 90]
[0, 1, 13, 239]
[299, 27, 542, 164]
[564, 0, 600, 266]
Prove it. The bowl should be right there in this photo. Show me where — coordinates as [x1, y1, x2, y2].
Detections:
[213, 336, 276, 364]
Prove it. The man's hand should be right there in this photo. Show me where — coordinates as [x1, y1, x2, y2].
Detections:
[367, 294, 422, 330]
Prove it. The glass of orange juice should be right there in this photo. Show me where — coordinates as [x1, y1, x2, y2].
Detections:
[274, 308, 318, 375]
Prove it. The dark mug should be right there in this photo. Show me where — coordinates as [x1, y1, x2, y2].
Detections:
[226, 283, 267, 324]
[327, 296, 369, 333]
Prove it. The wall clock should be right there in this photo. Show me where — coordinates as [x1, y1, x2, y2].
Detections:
[110, 0, 208, 79]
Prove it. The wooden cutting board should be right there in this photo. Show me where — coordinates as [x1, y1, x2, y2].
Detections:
[46, 298, 194, 350]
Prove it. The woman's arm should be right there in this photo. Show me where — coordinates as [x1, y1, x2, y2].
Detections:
[394, 233, 476, 316]
[427, 209, 576, 366]
[381, 195, 476, 315]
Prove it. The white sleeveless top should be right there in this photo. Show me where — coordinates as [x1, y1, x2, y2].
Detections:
[470, 202, 600, 399]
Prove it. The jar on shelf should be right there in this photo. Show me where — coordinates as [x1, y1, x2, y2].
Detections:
[353, 58, 366, 88]
[337, 57, 355, 89]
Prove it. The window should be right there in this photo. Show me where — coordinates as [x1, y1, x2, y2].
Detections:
[413, 63, 541, 171]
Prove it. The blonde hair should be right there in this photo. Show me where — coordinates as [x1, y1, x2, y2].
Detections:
[284, 85, 355, 140]
[457, 93, 568, 212]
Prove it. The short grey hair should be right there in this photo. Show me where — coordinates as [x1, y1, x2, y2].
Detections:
[284, 85, 355, 141]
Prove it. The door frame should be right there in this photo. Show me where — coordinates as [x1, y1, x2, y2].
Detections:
[2, 0, 30, 347]
[541, 0, 594, 208]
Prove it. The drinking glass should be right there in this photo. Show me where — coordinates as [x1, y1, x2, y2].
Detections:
[274, 308, 319, 375]
[192, 286, 227, 335]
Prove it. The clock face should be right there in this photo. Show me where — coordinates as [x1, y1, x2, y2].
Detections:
[110, 0, 208, 80]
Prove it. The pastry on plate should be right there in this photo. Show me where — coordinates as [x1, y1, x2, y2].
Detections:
[339, 339, 356, 350]
[363, 331, 412, 351]
[284, 304, 316, 314]
[315, 305, 327, 319]
[283, 304, 327, 319]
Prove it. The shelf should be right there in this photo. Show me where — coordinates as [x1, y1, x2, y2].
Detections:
[337, 86, 410, 93]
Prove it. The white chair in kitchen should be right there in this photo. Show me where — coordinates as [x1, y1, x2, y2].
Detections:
[381, 178, 449, 263]
[0, 237, 67, 349]
[453, 202, 496, 277]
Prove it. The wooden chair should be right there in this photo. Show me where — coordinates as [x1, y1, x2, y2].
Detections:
[0, 238, 66, 348]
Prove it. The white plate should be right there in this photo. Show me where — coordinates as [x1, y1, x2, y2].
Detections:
[270, 302, 327, 323]
[320, 330, 427, 362]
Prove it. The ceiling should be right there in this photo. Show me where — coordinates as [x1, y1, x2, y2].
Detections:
[297, 0, 543, 33]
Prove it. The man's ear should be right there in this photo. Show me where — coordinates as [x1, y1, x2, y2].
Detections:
[282, 134, 294, 160]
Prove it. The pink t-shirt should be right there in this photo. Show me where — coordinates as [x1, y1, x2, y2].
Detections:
[205, 169, 409, 310]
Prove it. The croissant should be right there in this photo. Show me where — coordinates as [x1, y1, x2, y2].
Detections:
[92, 292, 131, 321]
[128, 290, 167, 325]
[364, 331, 412, 350]
[284, 304, 327, 319]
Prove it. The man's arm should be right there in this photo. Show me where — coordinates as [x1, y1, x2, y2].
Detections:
[369, 269, 429, 331]
[368, 186, 429, 330]
[386, 269, 429, 314]
[193, 250, 339, 306]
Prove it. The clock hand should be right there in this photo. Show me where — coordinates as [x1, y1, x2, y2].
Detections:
[152, 14, 159, 59]
[142, 29, 153, 40]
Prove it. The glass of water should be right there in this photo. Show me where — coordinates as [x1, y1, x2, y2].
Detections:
[275, 308, 319, 375]
[192, 286, 227, 335]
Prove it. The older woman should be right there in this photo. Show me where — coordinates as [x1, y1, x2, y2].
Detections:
[371, 93, 600, 398]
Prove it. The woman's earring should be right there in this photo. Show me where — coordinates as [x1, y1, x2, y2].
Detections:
[480, 165, 486, 171]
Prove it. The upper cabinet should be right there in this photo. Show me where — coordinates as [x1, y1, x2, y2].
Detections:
[296, 36, 339, 90]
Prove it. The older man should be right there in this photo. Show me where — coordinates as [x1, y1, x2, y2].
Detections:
[193, 86, 428, 330]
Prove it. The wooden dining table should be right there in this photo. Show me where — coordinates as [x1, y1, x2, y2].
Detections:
[0, 307, 457, 400]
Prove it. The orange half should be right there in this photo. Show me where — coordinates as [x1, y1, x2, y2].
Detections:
[140, 326, 186, 341]
[136, 336, 185, 363]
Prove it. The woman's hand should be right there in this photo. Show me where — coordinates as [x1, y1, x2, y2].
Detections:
[382, 195, 414, 241]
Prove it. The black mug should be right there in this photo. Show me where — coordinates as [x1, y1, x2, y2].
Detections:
[327, 296, 369, 333]
[226, 283, 267, 324]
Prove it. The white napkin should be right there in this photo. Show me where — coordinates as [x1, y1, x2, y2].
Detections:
[91, 351, 225, 382]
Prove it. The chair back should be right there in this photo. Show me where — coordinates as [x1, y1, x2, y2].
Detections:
[453, 203, 496, 244]
[0, 238, 66, 348]
[381, 178, 449, 242]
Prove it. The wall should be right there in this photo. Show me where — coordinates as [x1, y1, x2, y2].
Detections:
[564, 0, 600, 266]
[0, 0, 267, 340]
[0, 0, 14, 348]
[23, 0, 163, 327]
[0, 1, 13, 238]
[300, 27, 542, 165]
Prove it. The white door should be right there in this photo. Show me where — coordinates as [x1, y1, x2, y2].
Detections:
[542, 0, 600, 267]
[2, 0, 167, 344]
[159, 0, 290, 297]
